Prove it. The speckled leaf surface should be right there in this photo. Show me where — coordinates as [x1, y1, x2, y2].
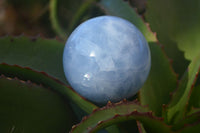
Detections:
[0, 75, 74, 133]
[70, 100, 171, 133]
[99, 0, 178, 117]
[0, 36, 66, 83]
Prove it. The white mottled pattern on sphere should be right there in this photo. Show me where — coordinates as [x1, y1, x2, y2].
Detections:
[63, 16, 151, 104]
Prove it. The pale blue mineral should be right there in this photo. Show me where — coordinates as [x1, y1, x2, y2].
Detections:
[63, 16, 151, 104]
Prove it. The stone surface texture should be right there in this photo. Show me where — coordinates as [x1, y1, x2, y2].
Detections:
[63, 16, 151, 104]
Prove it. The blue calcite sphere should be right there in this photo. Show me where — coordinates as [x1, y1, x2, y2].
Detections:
[63, 16, 151, 104]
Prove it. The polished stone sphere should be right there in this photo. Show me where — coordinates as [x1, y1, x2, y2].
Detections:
[63, 16, 151, 104]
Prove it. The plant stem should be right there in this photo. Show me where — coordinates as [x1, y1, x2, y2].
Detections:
[49, 0, 67, 40]
[68, 0, 99, 33]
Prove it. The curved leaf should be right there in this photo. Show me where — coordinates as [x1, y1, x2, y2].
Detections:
[140, 42, 177, 116]
[0, 35, 66, 83]
[0, 63, 97, 114]
[68, 0, 99, 33]
[144, 1, 190, 76]
[172, 110, 200, 131]
[146, 0, 200, 61]
[177, 121, 200, 133]
[137, 121, 147, 133]
[70, 100, 171, 133]
[50, 0, 92, 38]
[166, 53, 200, 124]
[0, 75, 75, 133]
[188, 85, 200, 110]
[49, 0, 67, 39]
[145, 0, 200, 124]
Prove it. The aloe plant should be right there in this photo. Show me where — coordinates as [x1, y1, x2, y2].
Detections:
[0, 0, 200, 132]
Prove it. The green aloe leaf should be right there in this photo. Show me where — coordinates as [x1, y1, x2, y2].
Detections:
[0, 36, 66, 83]
[70, 100, 171, 133]
[0, 75, 75, 133]
[137, 122, 147, 133]
[0, 63, 97, 114]
[50, 0, 97, 39]
[166, 53, 200, 124]
[177, 121, 200, 133]
[140, 42, 177, 116]
[187, 108, 200, 116]
[145, 0, 200, 61]
[172, 110, 200, 131]
[67, 0, 99, 33]
[0, 36, 98, 114]
[188, 85, 200, 110]
[49, 0, 67, 39]
[145, 2, 200, 123]
[144, 1, 190, 75]
[99, 0, 177, 116]
[135, 0, 200, 124]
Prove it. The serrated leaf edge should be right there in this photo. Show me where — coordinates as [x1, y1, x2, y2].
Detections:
[0, 63, 98, 113]
[172, 110, 200, 131]
[165, 54, 200, 124]
[70, 99, 156, 133]
[0, 74, 45, 89]
[89, 110, 166, 133]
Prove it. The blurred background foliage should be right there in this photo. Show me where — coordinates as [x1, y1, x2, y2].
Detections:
[0, 0, 146, 38]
